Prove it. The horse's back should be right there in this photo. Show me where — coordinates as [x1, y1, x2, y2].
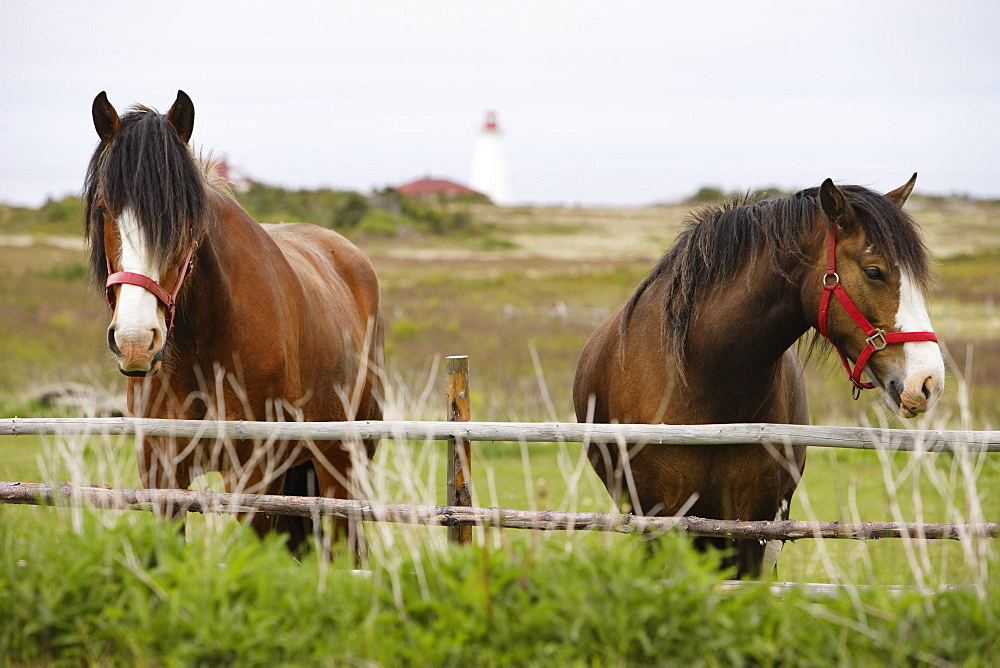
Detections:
[264, 222, 381, 324]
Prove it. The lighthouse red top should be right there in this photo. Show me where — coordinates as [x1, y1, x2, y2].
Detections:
[484, 111, 498, 131]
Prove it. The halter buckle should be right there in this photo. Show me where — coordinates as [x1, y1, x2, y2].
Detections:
[852, 384, 862, 401]
[823, 272, 840, 287]
[866, 329, 888, 351]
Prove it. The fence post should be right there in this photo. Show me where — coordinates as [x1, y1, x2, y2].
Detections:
[446, 355, 472, 544]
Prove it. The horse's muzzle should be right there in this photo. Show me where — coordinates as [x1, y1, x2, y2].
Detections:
[887, 370, 941, 419]
[119, 361, 161, 377]
[116, 353, 163, 377]
[108, 325, 164, 376]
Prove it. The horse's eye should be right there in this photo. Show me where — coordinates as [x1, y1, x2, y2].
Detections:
[864, 267, 884, 281]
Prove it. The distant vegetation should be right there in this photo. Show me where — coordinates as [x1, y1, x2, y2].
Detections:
[237, 184, 370, 229]
[684, 185, 1000, 206]
[233, 183, 485, 237]
[0, 184, 484, 239]
[685, 185, 790, 204]
[4, 185, 997, 239]
[0, 196, 83, 237]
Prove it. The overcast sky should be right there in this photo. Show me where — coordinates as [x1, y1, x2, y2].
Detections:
[3, 1, 999, 207]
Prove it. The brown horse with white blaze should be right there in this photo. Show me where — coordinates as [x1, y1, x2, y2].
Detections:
[84, 90, 385, 554]
[573, 176, 944, 577]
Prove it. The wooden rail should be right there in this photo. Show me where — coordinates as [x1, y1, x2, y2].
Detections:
[3, 417, 999, 452]
[2, 482, 997, 541]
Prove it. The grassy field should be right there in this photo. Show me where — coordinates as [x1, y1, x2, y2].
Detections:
[1, 195, 999, 590]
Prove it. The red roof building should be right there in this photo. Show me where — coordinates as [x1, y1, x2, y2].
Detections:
[395, 177, 485, 200]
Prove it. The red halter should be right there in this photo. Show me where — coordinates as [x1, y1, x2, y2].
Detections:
[816, 226, 938, 399]
[105, 241, 198, 331]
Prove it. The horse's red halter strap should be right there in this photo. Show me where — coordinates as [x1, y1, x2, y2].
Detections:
[105, 241, 198, 331]
[816, 226, 938, 399]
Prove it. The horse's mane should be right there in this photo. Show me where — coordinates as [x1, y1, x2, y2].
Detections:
[620, 185, 931, 369]
[83, 104, 210, 287]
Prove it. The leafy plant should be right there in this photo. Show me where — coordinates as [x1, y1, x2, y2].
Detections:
[1, 506, 996, 665]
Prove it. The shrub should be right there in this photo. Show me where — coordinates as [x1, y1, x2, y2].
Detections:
[0, 196, 81, 236]
[688, 186, 727, 203]
[357, 209, 402, 238]
[235, 184, 369, 231]
[1, 506, 997, 665]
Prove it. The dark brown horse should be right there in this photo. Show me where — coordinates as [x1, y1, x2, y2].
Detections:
[84, 91, 385, 553]
[573, 177, 944, 577]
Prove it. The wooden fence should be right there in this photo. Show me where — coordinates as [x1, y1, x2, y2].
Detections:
[2, 356, 999, 544]
[1, 481, 997, 541]
[2, 418, 998, 542]
[3, 417, 1000, 452]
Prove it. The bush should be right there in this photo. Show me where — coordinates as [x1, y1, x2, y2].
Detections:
[688, 186, 727, 203]
[235, 184, 369, 231]
[0, 196, 82, 236]
[357, 208, 402, 238]
[1, 505, 996, 665]
[333, 192, 369, 230]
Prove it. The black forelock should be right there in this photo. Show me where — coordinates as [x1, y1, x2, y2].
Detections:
[83, 105, 207, 287]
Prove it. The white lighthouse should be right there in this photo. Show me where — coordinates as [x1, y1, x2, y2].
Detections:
[470, 111, 512, 205]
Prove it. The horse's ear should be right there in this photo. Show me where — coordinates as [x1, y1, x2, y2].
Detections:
[92, 91, 120, 143]
[885, 172, 918, 208]
[819, 178, 854, 230]
[167, 90, 195, 144]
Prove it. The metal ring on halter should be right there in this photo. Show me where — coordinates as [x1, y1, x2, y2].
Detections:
[823, 272, 840, 286]
[866, 329, 888, 351]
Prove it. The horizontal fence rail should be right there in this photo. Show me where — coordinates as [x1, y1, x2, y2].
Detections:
[2, 418, 1000, 453]
[2, 482, 997, 541]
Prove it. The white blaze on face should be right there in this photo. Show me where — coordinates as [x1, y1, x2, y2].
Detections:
[894, 269, 945, 411]
[111, 208, 164, 354]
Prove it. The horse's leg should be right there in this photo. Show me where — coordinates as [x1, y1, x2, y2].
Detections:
[312, 439, 370, 565]
[588, 442, 626, 509]
[681, 490, 733, 570]
[732, 442, 805, 578]
[219, 463, 282, 537]
[274, 461, 320, 556]
[229, 439, 320, 554]
[728, 491, 789, 579]
[138, 435, 193, 534]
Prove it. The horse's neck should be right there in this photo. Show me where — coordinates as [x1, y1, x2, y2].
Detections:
[136, 193, 275, 419]
[683, 259, 809, 401]
[175, 194, 243, 337]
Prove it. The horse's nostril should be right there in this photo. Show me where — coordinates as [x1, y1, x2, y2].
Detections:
[107, 326, 122, 356]
[921, 376, 934, 400]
